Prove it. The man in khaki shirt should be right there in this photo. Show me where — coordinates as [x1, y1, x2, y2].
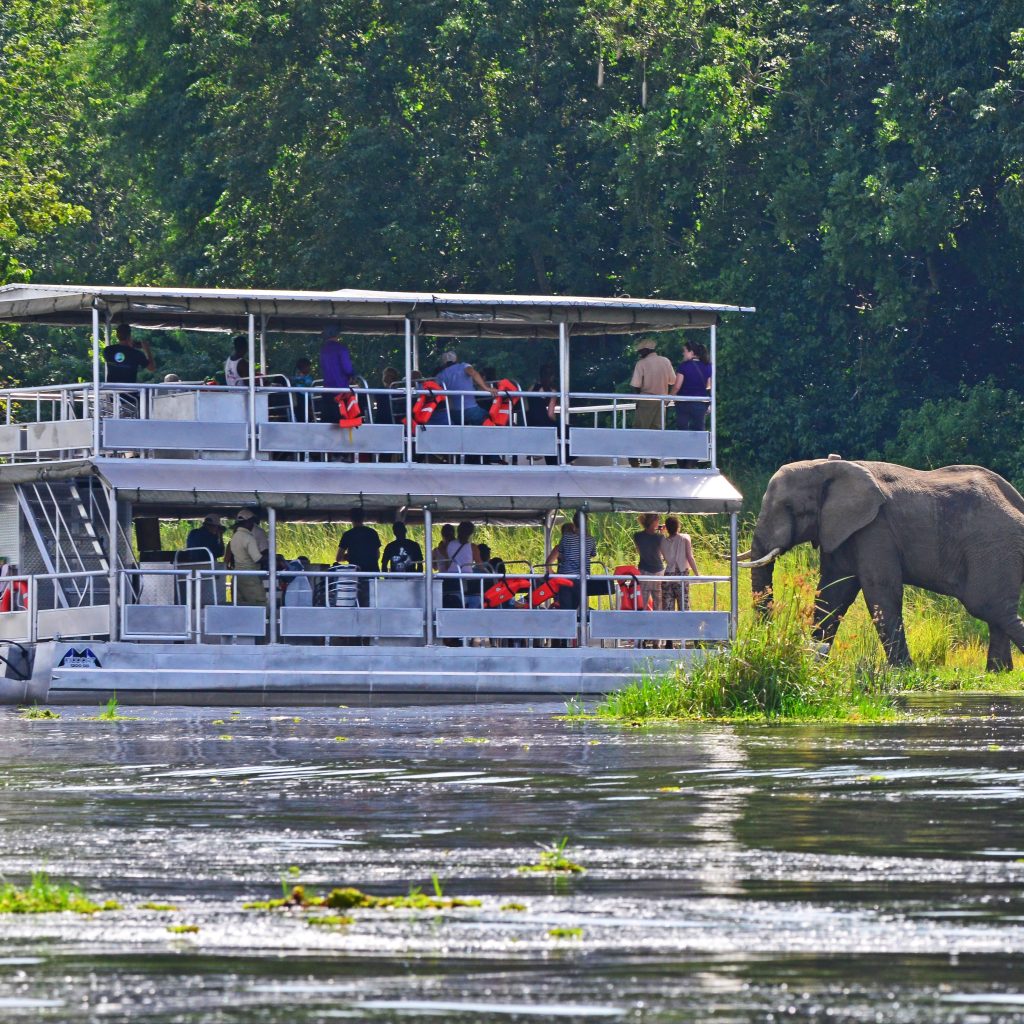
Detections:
[629, 338, 676, 465]
[228, 508, 267, 607]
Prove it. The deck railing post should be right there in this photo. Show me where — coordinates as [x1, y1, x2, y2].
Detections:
[259, 314, 267, 376]
[709, 323, 717, 469]
[247, 314, 257, 460]
[107, 486, 119, 642]
[268, 506, 278, 644]
[558, 322, 569, 465]
[91, 305, 101, 455]
[729, 511, 738, 639]
[578, 508, 588, 648]
[404, 319, 414, 464]
[423, 505, 434, 645]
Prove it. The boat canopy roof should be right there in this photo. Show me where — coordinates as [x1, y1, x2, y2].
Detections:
[0, 284, 752, 338]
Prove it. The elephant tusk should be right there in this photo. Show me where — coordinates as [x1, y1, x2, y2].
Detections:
[736, 549, 752, 561]
[738, 547, 781, 569]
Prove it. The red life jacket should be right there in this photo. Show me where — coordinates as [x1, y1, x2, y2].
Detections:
[404, 381, 446, 432]
[0, 579, 28, 613]
[483, 379, 521, 427]
[614, 565, 651, 610]
[483, 576, 532, 608]
[335, 390, 363, 429]
[529, 575, 573, 607]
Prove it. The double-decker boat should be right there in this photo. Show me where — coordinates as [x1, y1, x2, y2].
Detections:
[0, 284, 749, 705]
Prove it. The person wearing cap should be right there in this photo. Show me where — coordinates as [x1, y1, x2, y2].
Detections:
[433, 350, 495, 426]
[229, 509, 268, 608]
[319, 324, 355, 424]
[185, 513, 225, 561]
[629, 337, 676, 466]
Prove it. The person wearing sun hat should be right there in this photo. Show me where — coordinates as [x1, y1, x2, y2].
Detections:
[228, 508, 268, 607]
[629, 337, 676, 464]
[185, 512, 225, 561]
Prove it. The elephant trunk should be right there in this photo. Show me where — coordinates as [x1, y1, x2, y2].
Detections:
[748, 526, 781, 618]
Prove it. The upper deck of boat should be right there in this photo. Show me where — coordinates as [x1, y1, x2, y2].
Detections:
[0, 283, 750, 514]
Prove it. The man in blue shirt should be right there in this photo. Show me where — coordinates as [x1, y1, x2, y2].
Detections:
[434, 351, 495, 425]
[319, 325, 355, 423]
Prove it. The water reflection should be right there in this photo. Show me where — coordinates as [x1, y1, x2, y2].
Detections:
[0, 696, 1022, 1022]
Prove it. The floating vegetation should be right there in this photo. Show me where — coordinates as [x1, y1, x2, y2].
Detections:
[138, 902, 179, 911]
[166, 924, 199, 934]
[517, 837, 586, 874]
[548, 927, 583, 939]
[657, 786, 682, 793]
[0, 872, 120, 914]
[217, 735, 233, 741]
[211, 719, 225, 725]
[307, 914, 354, 927]
[500, 902, 527, 912]
[463, 736, 489, 744]
[18, 705, 60, 720]
[244, 879, 480, 913]
[334, 736, 349, 742]
[88, 695, 135, 721]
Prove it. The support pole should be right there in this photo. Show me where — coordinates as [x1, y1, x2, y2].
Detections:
[423, 505, 434, 646]
[578, 508, 588, 648]
[404, 318, 414, 464]
[259, 314, 267, 376]
[107, 485, 119, 642]
[268, 506, 278, 645]
[558, 322, 569, 465]
[709, 323, 717, 469]
[247, 314, 257, 460]
[91, 305, 101, 455]
[412, 325, 420, 374]
[729, 511, 738, 640]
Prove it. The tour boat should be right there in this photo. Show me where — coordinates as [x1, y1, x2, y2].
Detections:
[0, 284, 749, 704]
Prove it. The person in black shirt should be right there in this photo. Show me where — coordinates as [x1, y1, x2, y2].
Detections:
[185, 513, 225, 561]
[336, 509, 381, 607]
[103, 324, 154, 383]
[380, 521, 423, 573]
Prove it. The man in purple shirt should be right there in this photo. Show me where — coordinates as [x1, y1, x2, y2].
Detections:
[319, 324, 355, 423]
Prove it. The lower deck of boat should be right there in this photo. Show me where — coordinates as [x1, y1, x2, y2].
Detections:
[2, 640, 690, 706]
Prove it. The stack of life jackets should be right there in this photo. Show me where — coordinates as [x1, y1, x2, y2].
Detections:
[483, 379, 521, 427]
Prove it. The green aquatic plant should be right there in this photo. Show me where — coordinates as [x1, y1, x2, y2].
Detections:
[89, 695, 134, 721]
[138, 902, 179, 911]
[244, 883, 480, 913]
[0, 872, 120, 914]
[500, 902, 527, 912]
[166, 924, 199, 934]
[18, 705, 60, 720]
[307, 914, 354, 927]
[517, 837, 586, 874]
[217, 734, 233, 741]
[548, 926, 583, 939]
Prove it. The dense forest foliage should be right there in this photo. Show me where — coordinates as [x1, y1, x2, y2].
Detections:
[2, 0, 1023, 490]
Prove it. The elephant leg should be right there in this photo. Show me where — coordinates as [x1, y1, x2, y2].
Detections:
[986, 624, 1014, 672]
[860, 577, 911, 666]
[812, 572, 861, 647]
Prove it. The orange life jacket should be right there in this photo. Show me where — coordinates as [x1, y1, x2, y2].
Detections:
[0, 579, 28, 613]
[334, 390, 363, 429]
[529, 575, 573, 607]
[483, 576, 532, 608]
[614, 565, 652, 610]
[483, 379, 521, 427]
[403, 380, 446, 432]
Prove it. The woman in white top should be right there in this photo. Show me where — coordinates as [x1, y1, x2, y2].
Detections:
[446, 520, 482, 608]
[660, 515, 699, 611]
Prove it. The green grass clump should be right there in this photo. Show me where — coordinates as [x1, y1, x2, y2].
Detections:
[593, 598, 904, 723]
[0, 872, 120, 914]
[500, 902, 527, 912]
[517, 837, 586, 874]
[166, 924, 199, 934]
[139, 902, 179, 911]
[548, 926, 583, 939]
[308, 914, 354, 927]
[19, 705, 60, 720]
[245, 879, 481, 913]
[89, 695, 134, 721]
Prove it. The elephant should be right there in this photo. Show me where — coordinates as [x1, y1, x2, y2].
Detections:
[741, 457, 1024, 670]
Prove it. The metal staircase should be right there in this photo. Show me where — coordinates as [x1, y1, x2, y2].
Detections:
[15, 480, 116, 608]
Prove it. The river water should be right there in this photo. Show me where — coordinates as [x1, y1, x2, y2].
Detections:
[1, 695, 1022, 1022]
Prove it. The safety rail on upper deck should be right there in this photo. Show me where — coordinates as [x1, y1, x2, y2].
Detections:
[0, 380, 713, 468]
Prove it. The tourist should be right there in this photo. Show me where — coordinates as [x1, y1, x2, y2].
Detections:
[660, 515, 699, 612]
[629, 338, 675, 466]
[381, 521, 423, 572]
[224, 335, 249, 386]
[433, 523, 456, 572]
[527, 364, 560, 465]
[103, 323, 155, 417]
[632, 512, 665, 612]
[432, 350, 495, 425]
[290, 357, 314, 421]
[319, 324, 355, 423]
[336, 509, 380, 606]
[445, 520, 482, 609]
[229, 509, 268, 608]
[185, 513, 225, 561]
[545, 512, 595, 611]
[672, 340, 712, 432]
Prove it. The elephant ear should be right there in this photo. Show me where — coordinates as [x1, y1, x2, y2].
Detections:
[819, 461, 885, 553]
